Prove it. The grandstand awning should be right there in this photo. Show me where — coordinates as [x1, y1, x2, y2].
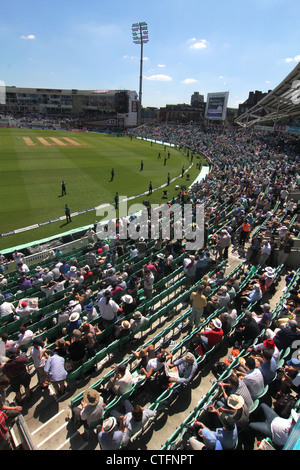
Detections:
[236, 62, 300, 127]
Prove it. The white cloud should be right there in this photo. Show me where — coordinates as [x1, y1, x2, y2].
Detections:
[190, 39, 208, 50]
[265, 80, 271, 84]
[123, 55, 148, 61]
[20, 34, 35, 40]
[219, 75, 225, 79]
[285, 55, 300, 63]
[144, 74, 173, 82]
[182, 78, 198, 84]
[157, 64, 166, 68]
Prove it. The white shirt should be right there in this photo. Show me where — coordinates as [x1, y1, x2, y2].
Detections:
[19, 263, 29, 273]
[146, 358, 164, 373]
[13, 252, 24, 264]
[98, 297, 119, 321]
[15, 329, 34, 347]
[144, 273, 154, 290]
[271, 416, 294, 447]
[15, 305, 38, 319]
[114, 369, 133, 395]
[31, 346, 46, 368]
[0, 302, 15, 317]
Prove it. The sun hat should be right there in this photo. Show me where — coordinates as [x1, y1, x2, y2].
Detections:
[85, 303, 94, 310]
[183, 353, 195, 364]
[212, 318, 222, 329]
[287, 358, 300, 367]
[227, 394, 244, 410]
[121, 294, 133, 304]
[133, 311, 143, 320]
[157, 253, 164, 259]
[263, 338, 275, 349]
[69, 312, 80, 322]
[83, 389, 100, 405]
[35, 266, 43, 272]
[121, 320, 130, 330]
[103, 417, 117, 433]
[70, 266, 77, 272]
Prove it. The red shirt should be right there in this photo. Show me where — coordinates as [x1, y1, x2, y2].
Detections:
[201, 328, 223, 348]
[242, 223, 251, 232]
[0, 411, 8, 441]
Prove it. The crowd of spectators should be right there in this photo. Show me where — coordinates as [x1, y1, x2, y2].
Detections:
[0, 122, 300, 450]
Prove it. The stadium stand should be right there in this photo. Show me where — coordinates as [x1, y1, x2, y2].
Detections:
[0, 118, 300, 451]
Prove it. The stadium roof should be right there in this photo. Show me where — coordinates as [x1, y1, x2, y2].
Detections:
[236, 62, 300, 127]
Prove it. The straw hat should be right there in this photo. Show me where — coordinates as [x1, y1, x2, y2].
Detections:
[103, 417, 117, 433]
[83, 389, 100, 405]
[69, 312, 80, 322]
[183, 353, 195, 364]
[227, 394, 244, 410]
[121, 320, 130, 330]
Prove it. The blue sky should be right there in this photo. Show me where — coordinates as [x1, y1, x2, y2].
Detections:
[1, 0, 300, 109]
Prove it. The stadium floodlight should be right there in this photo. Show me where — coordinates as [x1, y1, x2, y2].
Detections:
[131, 22, 149, 125]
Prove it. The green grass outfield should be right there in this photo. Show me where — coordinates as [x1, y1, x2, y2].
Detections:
[0, 127, 206, 251]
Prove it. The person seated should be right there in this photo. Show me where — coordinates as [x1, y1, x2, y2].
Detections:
[105, 364, 133, 396]
[167, 352, 198, 386]
[131, 344, 172, 379]
[193, 318, 224, 357]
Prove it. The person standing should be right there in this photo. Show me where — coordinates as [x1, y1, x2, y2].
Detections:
[114, 192, 119, 210]
[2, 347, 31, 404]
[167, 173, 170, 186]
[189, 285, 207, 328]
[65, 204, 71, 223]
[0, 410, 13, 450]
[110, 168, 115, 182]
[140, 160, 144, 171]
[148, 181, 153, 195]
[30, 338, 49, 389]
[61, 180, 66, 196]
[278, 231, 294, 266]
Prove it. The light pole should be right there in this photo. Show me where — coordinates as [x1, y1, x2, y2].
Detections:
[131, 22, 149, 126]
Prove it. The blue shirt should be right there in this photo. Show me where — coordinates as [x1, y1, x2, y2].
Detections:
[174, 357, 198, 384]
[214, 425, 238, 450]
[259, 357, 277, 385]
[98, 430, 123, 450]
[44, 353, 67, 382]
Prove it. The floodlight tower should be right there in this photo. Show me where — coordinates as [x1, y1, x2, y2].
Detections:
[131, 22, 149, 126]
